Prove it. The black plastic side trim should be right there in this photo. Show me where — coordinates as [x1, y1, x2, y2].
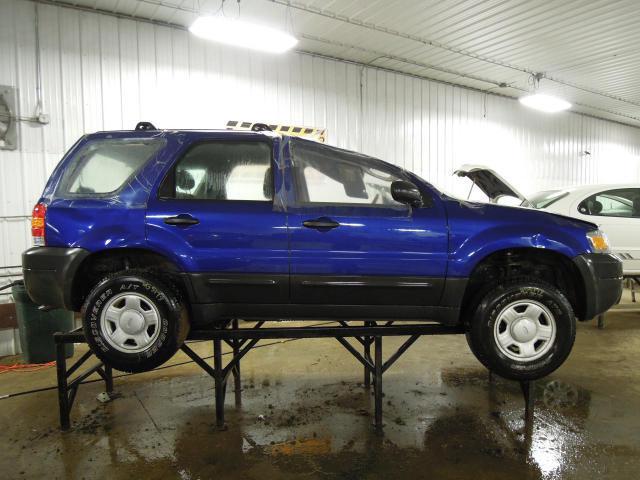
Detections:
[300, 279, 432, 288]
[189, 273, 288, 304]
[572, 253, 623, 320]
[22, 247, 90, 310]
[207, 278, 277, 286]
[439, 277, 469, 308]
[292, 275, 444, 305]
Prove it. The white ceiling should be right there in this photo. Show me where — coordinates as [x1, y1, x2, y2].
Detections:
[41, 0, 640, 127]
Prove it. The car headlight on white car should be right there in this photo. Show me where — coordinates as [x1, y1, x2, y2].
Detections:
[586, 229, 610, 253]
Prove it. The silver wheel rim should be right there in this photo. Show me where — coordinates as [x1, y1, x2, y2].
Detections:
[493, 300, 556, 362]
[100, 292, 161, 353]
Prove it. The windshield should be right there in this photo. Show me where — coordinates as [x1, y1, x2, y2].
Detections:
[529, 190, 569, 209]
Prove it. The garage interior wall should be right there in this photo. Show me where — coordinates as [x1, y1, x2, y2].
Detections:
[1, 0, 640, 352]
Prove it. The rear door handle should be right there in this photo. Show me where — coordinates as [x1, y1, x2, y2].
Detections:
[164, 214, 200, 226]
[303, 217, 340, 230]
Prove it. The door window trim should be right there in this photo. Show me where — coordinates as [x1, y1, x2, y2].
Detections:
[289, 139, 423, 211]
[157, 138, 276, 204]
[577, 188, 640, 219]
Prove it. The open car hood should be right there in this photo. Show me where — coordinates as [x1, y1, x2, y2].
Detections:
[453, 164, 530, 206]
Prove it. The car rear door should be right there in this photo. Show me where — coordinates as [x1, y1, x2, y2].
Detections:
[145, 134, 289, 307]
[574, 187, 640, 274]
[285, 138, 448, 317]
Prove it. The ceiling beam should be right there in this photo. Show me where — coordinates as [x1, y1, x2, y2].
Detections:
[267, 0, 640, 109]
[21, 0, 640, 127]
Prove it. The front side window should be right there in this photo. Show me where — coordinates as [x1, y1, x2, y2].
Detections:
[163, 141, 273, 201]
[577, 188, 640, 218]
[291, 138, 406, 207]
[58, 138, 165, 195]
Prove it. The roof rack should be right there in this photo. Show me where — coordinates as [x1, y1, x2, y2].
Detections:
[250, 123, 272, 132]
[135, 121, 157, 131]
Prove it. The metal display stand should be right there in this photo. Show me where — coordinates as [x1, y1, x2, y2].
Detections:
[54, 321, 536, 432]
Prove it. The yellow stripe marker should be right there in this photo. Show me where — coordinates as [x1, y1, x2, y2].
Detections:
[226, 121, 326, 143]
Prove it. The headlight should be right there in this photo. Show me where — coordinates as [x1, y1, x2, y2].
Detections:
[586, 229, 610, 253]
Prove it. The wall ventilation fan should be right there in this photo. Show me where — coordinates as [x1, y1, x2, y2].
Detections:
[0, 86, 18, 150]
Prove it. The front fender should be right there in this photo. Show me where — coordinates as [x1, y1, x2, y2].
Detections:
[445, 202, 593, 277]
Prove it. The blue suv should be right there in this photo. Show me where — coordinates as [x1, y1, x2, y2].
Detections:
[22, 125, 623, 379]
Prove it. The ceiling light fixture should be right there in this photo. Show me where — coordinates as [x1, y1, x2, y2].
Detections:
[189, 16, 298, 54]
[519, 93, 571, 113]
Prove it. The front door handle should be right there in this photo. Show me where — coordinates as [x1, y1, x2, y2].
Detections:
[303, 217, 340, 230]
[164, 214, 200, 226]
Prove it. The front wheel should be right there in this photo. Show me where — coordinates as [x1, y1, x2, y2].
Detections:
[82, 270, 189, 373]
[466, 278, 576, 381]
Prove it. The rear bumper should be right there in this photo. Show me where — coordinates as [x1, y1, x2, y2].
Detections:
[22, 247, 90, 310]
[572, 253, 623, 320]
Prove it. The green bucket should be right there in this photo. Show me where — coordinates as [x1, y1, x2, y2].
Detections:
[12, 283, 74, 363]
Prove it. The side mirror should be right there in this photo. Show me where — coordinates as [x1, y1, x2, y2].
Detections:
[391, 180, 423, 208]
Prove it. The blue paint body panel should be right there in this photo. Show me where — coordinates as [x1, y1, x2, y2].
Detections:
[443, 199, 596, 277]
[37, 129, 598, 288]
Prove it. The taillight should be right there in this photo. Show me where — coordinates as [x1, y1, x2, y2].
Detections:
[31, 203, 47, 246]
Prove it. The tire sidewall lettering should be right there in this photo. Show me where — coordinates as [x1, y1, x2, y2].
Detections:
[82, 274, 183, 372]
[470, 281, 576, 380]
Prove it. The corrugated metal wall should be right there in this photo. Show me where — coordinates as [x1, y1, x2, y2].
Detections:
[1, 0, 640, 351]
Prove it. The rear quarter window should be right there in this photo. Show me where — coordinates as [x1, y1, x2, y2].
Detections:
[57, 138, 166, 195]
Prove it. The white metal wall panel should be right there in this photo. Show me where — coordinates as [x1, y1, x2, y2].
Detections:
[1, 0, 640, 333]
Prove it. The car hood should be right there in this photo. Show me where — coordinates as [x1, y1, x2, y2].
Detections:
[445, 195, 598, 232]
[453, 164, 530, 206]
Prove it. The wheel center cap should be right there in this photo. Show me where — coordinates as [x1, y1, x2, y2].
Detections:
[120, 310, 145, 335]
[511, 318, 537, 343]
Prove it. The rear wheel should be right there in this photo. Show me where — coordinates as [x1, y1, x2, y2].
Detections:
[82, 270, 189, 373]
[466, 278, 576, 381]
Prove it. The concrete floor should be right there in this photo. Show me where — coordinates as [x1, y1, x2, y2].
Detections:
[1, 293, 640, 479]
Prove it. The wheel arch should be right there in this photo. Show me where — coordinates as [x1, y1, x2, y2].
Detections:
[70, 247, 191, 311]
[458, 247, 586, 323]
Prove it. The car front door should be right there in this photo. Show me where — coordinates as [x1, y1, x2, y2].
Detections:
[575, 187, 640, 274]
[285, 137, 449, 319]
[145, 135, 289, 310]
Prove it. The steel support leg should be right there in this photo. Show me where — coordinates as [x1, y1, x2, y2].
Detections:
[231, 320, 242, 407]
[597, 314, 605, 329]
[520, 380, 535, 424]
[373, 336, 383, 431]
[56, 338, 70, 431]
[104, 365, 114, 394]
[213, 338, 226, 429]
[364, 322, 372, 388]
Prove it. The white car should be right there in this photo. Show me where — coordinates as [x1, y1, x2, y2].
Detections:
[454, 165, 640, 275]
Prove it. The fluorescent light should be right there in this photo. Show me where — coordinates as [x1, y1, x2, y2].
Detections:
[519, 94, 571, 113]
[189, 16, 297, 54]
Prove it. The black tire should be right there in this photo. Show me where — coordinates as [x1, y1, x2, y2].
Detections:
[466, 277, 576, 381]
[82, 270, 190, 373]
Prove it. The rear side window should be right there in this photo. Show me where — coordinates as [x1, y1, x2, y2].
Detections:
[578, 188, 640, 218]
[160, 141, 272, 201]
[58, 138, 165, 195]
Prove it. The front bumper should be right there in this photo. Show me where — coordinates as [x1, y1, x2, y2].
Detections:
[572, 253, 623, 320]
[22, 247, 90, 310]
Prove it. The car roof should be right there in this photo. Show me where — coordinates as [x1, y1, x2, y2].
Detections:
[86, 128, 279, 140]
